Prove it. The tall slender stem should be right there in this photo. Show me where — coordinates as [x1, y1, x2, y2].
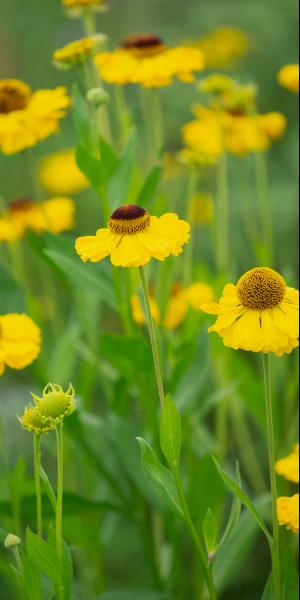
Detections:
[262, 353, 281, 600]
[55, 423, 64, 563]
[216, 154, 229, 273]
[255, 152, 273, 262]
[34, 434, 43, 537]
[173, 466, 218, 600]
[139, 266, 165, 408]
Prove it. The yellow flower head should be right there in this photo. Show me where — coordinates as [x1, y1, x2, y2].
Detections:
[199, 74, 235, 95]
[63, 0, 109, 14]
[0, 313, 41, 375]
[18, 405, 55, 434]
[188, 193, 214, 225]
[53, 37, 101, 67]
[257, 112, 287, 141]
[201, 267, 299, 356]
[277, 64, 299, 94]
[38, 149, 88, 195]
[75, 204, 190, 268]
[195, 26, 250, 69]
[277, 494, 299, 533]
[181, 106, 224, 164]
[0, 79, 69, 155]
[32, 383, 76, 425]
[95, 35, 204, 88]
[222, 113, 270, 156]
[132, 281, 215, 330]
[0, 197, 75, 243]
[276, 444, 299, 483]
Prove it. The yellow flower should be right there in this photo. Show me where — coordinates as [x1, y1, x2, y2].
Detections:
[0, 197, 75, 242]
[0, 314, 41, 375]
[95, 35, 204, 88]
[185, 282, 216, 309]
[276, 444, 299, 483]
[277, 494, 299, 533]
[201, 267, 299, 356]
[132, 281, 215, 329]
[222, 113, 269, 156]
[32, 383, 76, 424]
[18, 405, 55, 434]
[53, 37, 98, 67]
[0, 79, 69, 155]
[181, 106, 224, 164]
[38, 149, 88, 195]
[188, 193, 214, 225]
[63, 0, 108, 12]
[277, 64, 299, 94]
[257, 112, 287, 142]
[195, 26, 250, 69]
[199, 74, 235, 94]
[75, 204, 190, 268]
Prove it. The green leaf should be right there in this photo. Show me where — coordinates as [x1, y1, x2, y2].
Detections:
[211, 455, 272, 546]
[99, 136, 118, 178]
[261, 551, 299, 600]
[23, 555, 41, 600]
[37, 233, 116, 310]
[107, 129, 137, 209]
[76, 144, 105, 189]
[39, 465, 56, 513]
[26, 528, 60, 587]
[136, 438, 183, 520]
[160, 394, 181, 468]
[137, 164, 162, 207]
[61, 539, 73, 600]
[0, 260, 25, 312]
[217, 462, 241, 550]
[71, 83, 91, 148]
[203, 508, 218, 553]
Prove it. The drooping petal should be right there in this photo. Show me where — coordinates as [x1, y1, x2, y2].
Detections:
[220, 310, 265, 352]
[75, 229, 118, 262]
[110, 235, 150, 267]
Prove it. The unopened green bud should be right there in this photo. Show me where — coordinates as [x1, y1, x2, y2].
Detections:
[86, 87, 110, 106]
[4, 533, 21, 548]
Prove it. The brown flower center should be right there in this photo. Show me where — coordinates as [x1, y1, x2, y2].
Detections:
[0, 80, 31, 114]
[122, 34, 166, 58]
[109, 204, 150, 235]
[9, 197, 35, 213]
[237, 267, 286, 310]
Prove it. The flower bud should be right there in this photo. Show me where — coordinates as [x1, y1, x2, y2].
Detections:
[32, 383, 76, 425]
[4, 533, 21, 548]
[86, 86, 110, 106]
[18, 405, 55, 434]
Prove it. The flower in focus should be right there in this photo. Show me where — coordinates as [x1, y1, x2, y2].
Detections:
[0, 197, 75, 243]
[32, 383, 76, 425]
[0, 79, 69, 155]
[201, 267, 299, 356]
[132, 281, 215, 330]
[38, 149, 88, 195]
[95, 34, 204, 88]
[194, 26, 250, 69]
[53, 36, 103, 67]
[277, 64, 299, 94]
[75, 204, 190, 268]
[188, 193, 214, 225]
[0, 314, 41, 375]
[277, 495, 299, 533]
[181, 106, 224, 164]
[18, 405, 55, 434]
[276, 444, 299, 484]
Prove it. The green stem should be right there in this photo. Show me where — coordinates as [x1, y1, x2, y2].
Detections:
[183, 166, 199, 285]
[139, 266, 165, 408]
[262, 354, 281, 600]
[173, 466, 218, 600]
[255, 152, 273, 262]
[216, 154, 229, 273]
[55, 423, 64, 563]
[12, 547, 23, 573]
[34, 434, 43, 537]
[82, 9, 96, 35]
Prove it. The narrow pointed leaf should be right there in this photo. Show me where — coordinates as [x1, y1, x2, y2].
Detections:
[160, 394, 181, 468]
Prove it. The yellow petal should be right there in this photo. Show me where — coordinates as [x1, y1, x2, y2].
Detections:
[75, 229, 117, 262]
[110, 235, 149, 267]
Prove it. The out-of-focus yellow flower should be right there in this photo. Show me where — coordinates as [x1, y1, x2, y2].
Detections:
[201, 267, 299, 356]
[95, 35, 204, 88]
[220, 83, 257, 115]
[222, 113, 269, 156]
[38, 149, 88, 195]
[0, 197, 75, 243]
[194, 26, 250, 69]
[53, 37, 99, 67]
[199, 74, 235, 95]
[0, 314, 41, 375]
[188, 193, 214, 225]
[277, 494, 299, 533]
[131, 281, 215, 330]
[63, 0, 109, 14]
[0, 79, 69, 155]
[257, 112, 287, 141]
[75, 204, 190, 268]
[276, 444, 299, 483]
[277, 64, 299, 94]
[181, 106, 224, 164]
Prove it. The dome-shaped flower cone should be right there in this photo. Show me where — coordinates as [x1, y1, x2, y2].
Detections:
[33, 383, 76, 424]
[18, 404, 55, 434]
